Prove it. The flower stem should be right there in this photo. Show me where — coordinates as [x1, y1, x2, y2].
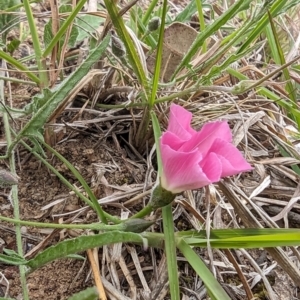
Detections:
[130, 204, 153, 219]
[162, 204, 180, 300]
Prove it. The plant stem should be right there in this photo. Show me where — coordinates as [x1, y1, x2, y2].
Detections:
[162, 204, 180, 300]
[0, 215, 124, 231]
[0, 66, 29, 299]
[130, 204, 153, 219]
[23, 0, 48, 87]
[196, 0, 207, 52]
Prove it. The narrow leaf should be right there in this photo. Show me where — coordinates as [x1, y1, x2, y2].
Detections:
[27, 231, 144, 272]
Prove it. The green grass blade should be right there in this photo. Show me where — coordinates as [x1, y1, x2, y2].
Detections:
[267, 11, 297, 106]
[162, 205, 180, 300]
[23, 0, 48, 86]
[104, 0, 148, 89]
[42, 0, 87, 58]
[142, 0, 159, 24]
[238, 0, 289, 54]
[0, 49, 40, 84]
[177, 238, 231, 300]
[149, 0, 167, 107]
[173, 0, 252, 79]
[179, 228, 300, 248]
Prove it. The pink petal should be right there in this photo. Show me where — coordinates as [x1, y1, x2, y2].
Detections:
[200, 152, 222, 182]
[167, 104, 196, 140]
[160, 144, 211, 193]
[179, 121, 232, 155]
[208, 139, 253, 176]
[160, 131, 185, 151]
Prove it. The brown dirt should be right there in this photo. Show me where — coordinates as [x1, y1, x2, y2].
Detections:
[0, 129, 149, 299]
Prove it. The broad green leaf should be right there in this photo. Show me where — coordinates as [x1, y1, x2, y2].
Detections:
[67, 287, 98, 300]
[75, 15, 104, 42]
[43, 0, 87, 58]
[24, 88, 56, 114]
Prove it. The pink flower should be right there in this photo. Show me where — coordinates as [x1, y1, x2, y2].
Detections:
[160, 104, 252, 194]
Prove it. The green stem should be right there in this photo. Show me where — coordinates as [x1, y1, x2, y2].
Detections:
[149, 0, 168, 107]
[130, 204, 153, 219]
[195, 0, 206, 52]
[0, 72, 29, 299]
[0, 49, 40, 84]
[23, 0, 48, 86]
[162, 204, 180, 300]
[0, 215, 124, 231]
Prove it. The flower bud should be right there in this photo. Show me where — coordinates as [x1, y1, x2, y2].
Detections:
[148, 17, 161, 32]
[122, 219, 155, 233]
[0, 170, 19, 187]
[111, 35, 126, 58]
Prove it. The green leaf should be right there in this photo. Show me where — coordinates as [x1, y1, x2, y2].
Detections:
[24, 88, 56, 114]
[27, 231, 144, 272]
[174, 0, 197, 22]
[173, 0, 252, 78]
[177, 228, 300, 249]
[177, 238, 231, 300]
[0, 0, 21, 41]
[103, 0, 148, 90]
[67, 287, 98, 300]
[43, 0, 87, 58]
[75, 15, 104, 42]
[0, 48, 40, 84]
[6, 38, 20, 54]
[0, 250, 27, 266]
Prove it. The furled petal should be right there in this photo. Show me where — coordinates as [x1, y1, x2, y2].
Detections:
[207, 139, 253, 176]
[167, 104, 196, 140]
[160, 144, 211, 193]
[160, 131, 186, 151]
[200, 152, 222, 183]
[179, 121, 232, 154]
